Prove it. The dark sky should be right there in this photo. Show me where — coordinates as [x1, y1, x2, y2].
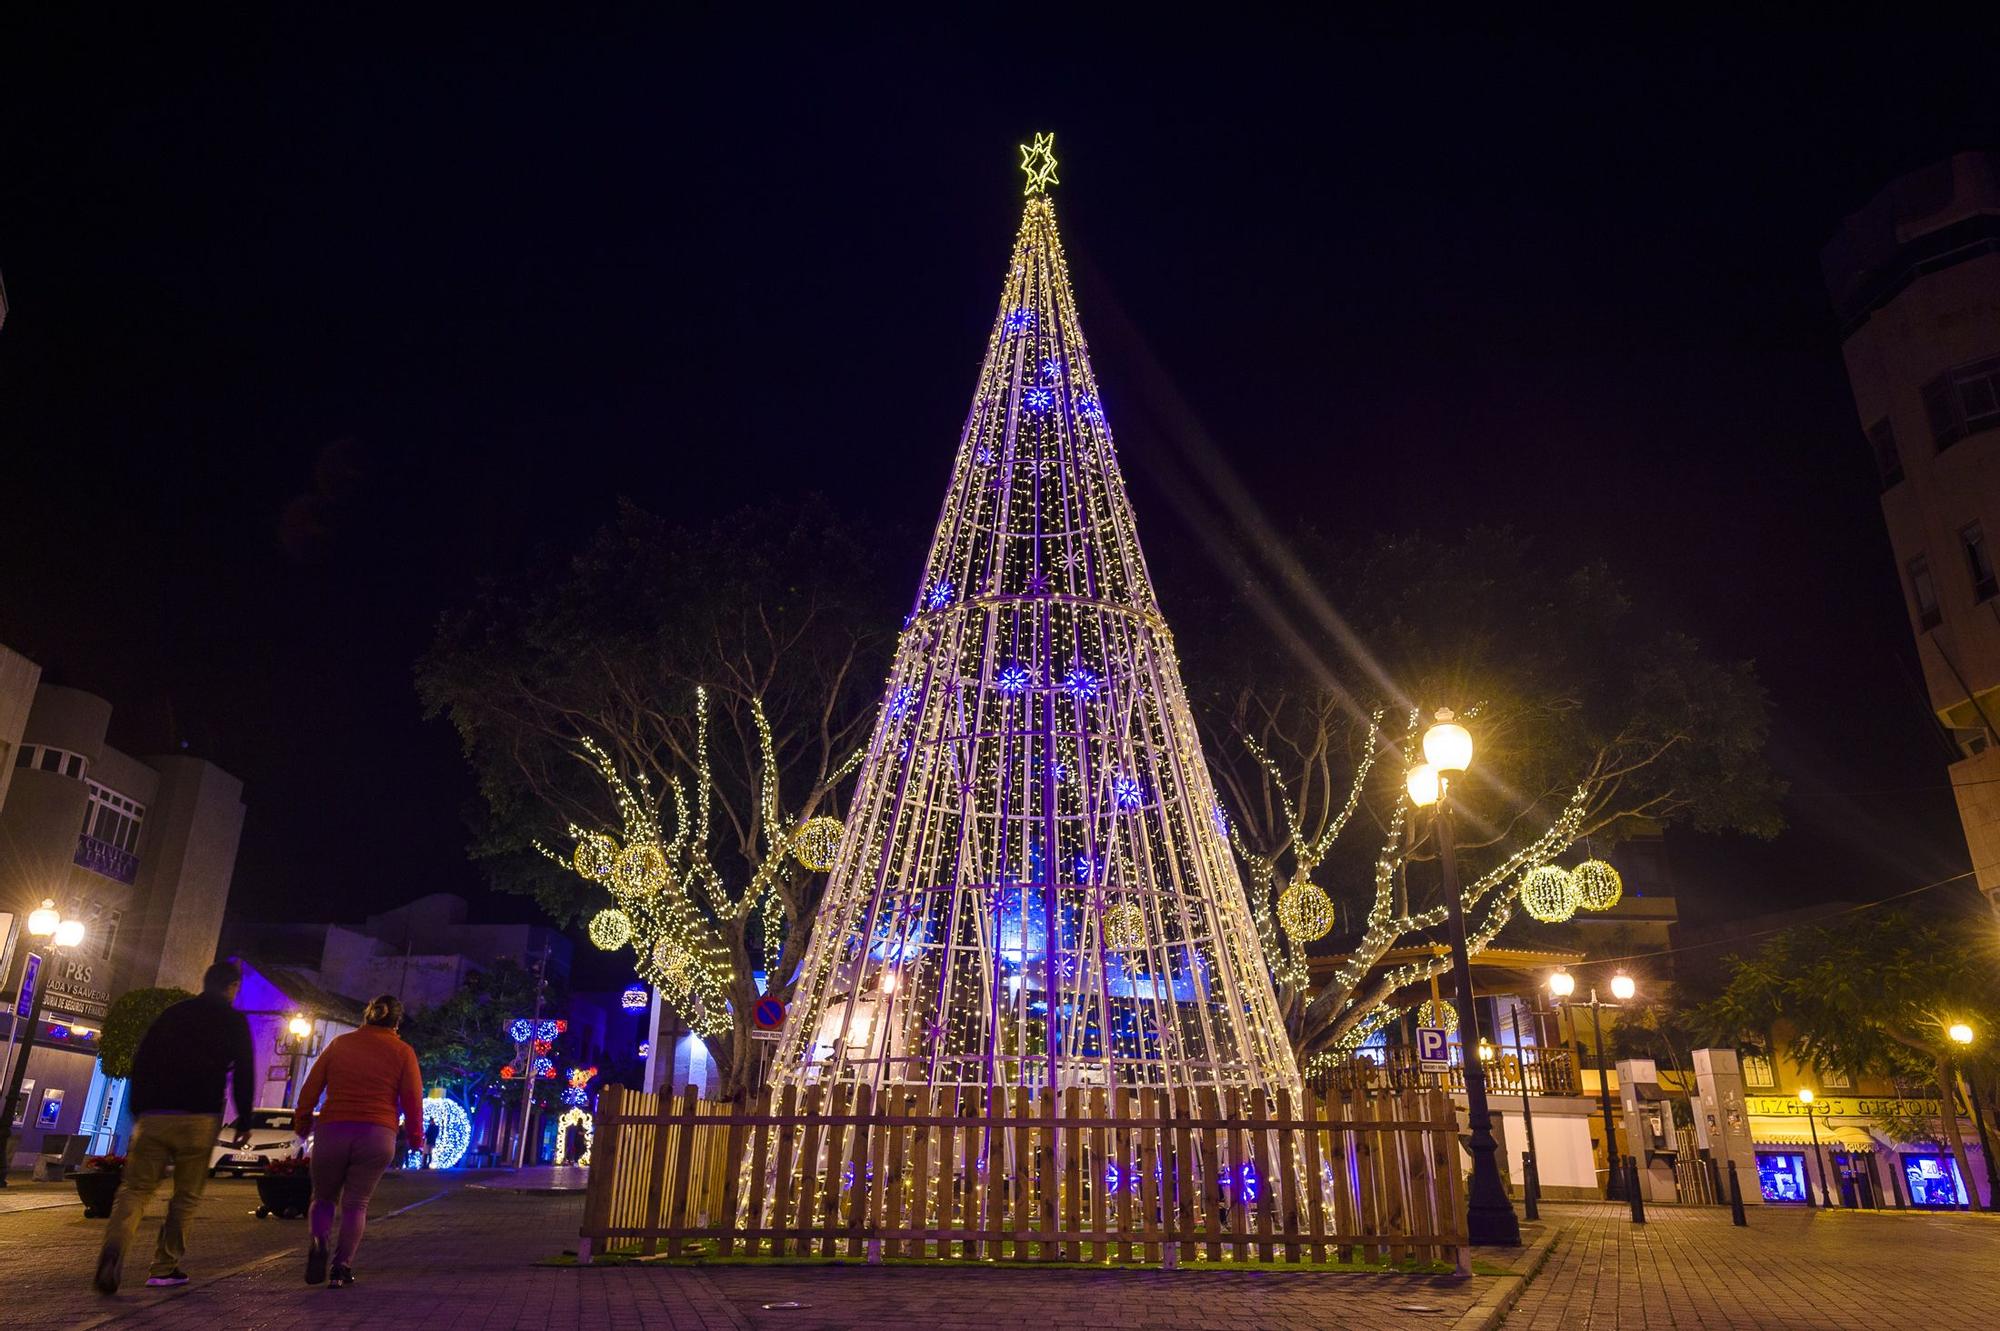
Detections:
[6, 17, 1998, 952]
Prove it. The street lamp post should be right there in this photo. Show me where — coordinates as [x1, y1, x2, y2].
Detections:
[1548, 966, 1633, 1200]
[285, 1014, 314, 1109]
[0, 901, 88, 1187]
[1507, 1004, 1541, 1221]
[1946, 1023, 2000, 1207]
[1799, 1088, 1834, 1208]
[1407, 710, 1521, 1246]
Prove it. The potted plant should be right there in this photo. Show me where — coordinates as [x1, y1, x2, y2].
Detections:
[255, 1155, 313, 1219]
[70, 1154, 124, 1218]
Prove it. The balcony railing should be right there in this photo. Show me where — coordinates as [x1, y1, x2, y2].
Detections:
[1314, 1043, 1578, 1096]
[74, 832, 138, 885]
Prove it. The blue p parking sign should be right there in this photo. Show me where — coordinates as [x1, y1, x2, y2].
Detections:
[1416, 1026, 1450, 1071]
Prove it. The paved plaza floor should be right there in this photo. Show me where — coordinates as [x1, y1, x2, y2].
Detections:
[0, 1174, 1994, 1329]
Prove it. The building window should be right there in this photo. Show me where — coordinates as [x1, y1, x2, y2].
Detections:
[1964, 523, 1997, 601]
[1822, 1066, 1851, 1089]
[98, 908, 122, 963]
[1924, 357, 2000, 451]
[84, 783, 145, 855]
[1742, 1054, 1774, 1087]
[1868, 419, 1903, 486]
[1910, 556, 1942, 629]
[14, 745, 88, 779]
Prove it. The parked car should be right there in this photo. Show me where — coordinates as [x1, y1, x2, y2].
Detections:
[209, 1108, 300, 1177]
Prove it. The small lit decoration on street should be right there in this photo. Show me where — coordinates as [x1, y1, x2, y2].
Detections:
[926, 580, 955, 610]
[620, 985, 649, 1011]
[560, 1065, 597, 1108]
[637, 1041, 651, 1059]
[507, 1018, 533, 1043]
[533, 1057, 555, 1079]
[419, 1097, 470, 1170]
[1102, 900, 1146, 953]
[611, 842, 668, 895]
[886, 685, 917, 721]
[571, 833, 616, 883]
[588, 908, 633, 951]
[1417, 998, 1459, 1033]
[792, 816, 844, 873]
[1571, 859, 1623, 912]
[1277, 878, 1334, 943]
[996, 663, 1032, 695]
[1519, 864, 1580, 923]
[556, 1106, 592, 1167]
[1024, 386, 1055, 413]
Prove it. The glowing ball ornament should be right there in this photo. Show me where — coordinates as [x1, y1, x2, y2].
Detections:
[620, 985, 649, 1011]
[1417, 998, 1459, 1033]
[418, 1096, 471, 1169]
[1571, 859, 1623, 912]
[612, 842, 668, 895]
[1102, 900, 1146, 953]
[792, 816, 844, 873]
[572, 833, 617, 883]
[588, 908, 633, 951]
[1519, 865, 1580, 924]
[1277, 879, 1334, 943]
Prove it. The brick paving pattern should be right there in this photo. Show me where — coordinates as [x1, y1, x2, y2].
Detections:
[7, 1176, 1988, 1329]
[1505, 1201, 2000, 1331]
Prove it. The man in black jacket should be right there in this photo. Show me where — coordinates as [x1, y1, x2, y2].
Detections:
[94, 961, 255, 1295]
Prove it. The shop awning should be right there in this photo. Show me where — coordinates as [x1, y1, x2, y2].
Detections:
[1748, 1118, 1878, 1151]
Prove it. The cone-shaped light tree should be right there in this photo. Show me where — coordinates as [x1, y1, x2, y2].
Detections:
[772, 138, 1299, 1098]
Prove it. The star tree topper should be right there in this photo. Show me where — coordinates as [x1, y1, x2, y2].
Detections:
[1019, 132, 1059, 196]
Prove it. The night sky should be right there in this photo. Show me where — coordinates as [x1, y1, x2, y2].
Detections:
[7, 17, 1999, 954]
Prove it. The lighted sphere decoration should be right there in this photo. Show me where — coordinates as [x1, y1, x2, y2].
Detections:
[1102, 900, 1146, 953]
[1276, 879, 1334, 943]
[612, 842, 669, 895]
[792, 816, 844, 873]
[572, 832, 617, 883]
[556, 1106, 593, 1167]
[1519, 865, 1581, 924]
[419, 1096, 471, 1169]
[1571, 859, 1623, 912]
[1417, 998, 1459, 1033]
[588, 908, 634, 951]
[620, 985, 649, 1011]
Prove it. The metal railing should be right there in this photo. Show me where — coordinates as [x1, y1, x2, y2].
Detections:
[1315, 1044, 1578, 1096]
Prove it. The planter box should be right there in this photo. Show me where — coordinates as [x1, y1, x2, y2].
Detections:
[255, 1173, 314, 1219]
[69, 1170, 121, 1218]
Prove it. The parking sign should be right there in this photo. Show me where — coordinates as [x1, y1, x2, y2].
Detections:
[1416, 1025, 1450, 1072]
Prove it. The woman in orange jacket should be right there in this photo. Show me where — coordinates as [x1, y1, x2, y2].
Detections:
[292, 994, 427, 1288]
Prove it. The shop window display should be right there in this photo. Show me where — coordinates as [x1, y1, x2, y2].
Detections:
[1901, 1153, 1968, 1208]
[1757, 1152, 1810, 1203]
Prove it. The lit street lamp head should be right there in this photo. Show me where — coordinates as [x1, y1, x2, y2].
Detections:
[1422, 709, 1474, 774]
[1609, 971, 1636, 1002]
[1547, 968, 1576, 999]
[1405, 761, 1441, 808]
[1797, 1088, 1815, 1105]
[1949, 1022, 1974, 1047]
[27, 899, 59, 937]
[52, 918, 86, 950]
[289, 1015, 314, 1040]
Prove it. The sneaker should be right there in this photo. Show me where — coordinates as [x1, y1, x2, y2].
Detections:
[305, 1238, 327, 1285]
[145, 1271, 190, 1288]
[328, 1264, 353, 1289]
[94, 1248, 122, 1295]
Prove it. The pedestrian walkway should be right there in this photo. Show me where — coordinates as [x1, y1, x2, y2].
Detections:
[1504, 1201, 2000, 1330]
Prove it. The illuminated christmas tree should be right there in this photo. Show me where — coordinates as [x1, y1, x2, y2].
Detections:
[772, 137, 1298, 1098]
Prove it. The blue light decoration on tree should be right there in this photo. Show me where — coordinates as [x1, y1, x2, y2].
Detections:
[767, 137, 1298, 1103]
[1061, 666, 1101, 701]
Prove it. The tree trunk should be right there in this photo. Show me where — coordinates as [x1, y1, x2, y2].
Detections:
[1935, 1055, 1984, 1210]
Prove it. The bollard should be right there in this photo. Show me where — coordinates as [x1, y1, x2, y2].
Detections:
[1727, 1160, 1748, 1226]
[1625, 1157, 1646, 1224]
[1523, 1152, 1541, 1221]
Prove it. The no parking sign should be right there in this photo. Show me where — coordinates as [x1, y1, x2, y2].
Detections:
[752, 996, 786, 1041]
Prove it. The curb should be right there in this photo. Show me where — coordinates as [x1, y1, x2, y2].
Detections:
[1448, 1223, 1561, 1331]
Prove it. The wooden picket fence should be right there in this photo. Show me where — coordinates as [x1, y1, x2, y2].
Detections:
[578, 1082, 1467, 1269]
